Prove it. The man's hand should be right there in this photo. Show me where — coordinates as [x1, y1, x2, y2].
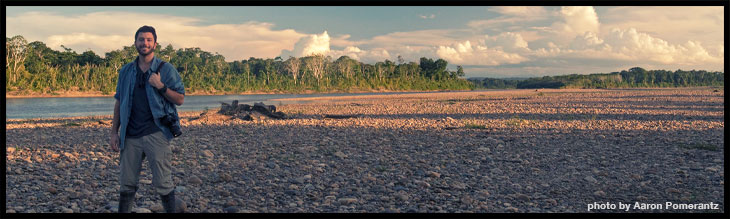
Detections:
[149, 72, 164, 89]
[110, 132, 120, 152]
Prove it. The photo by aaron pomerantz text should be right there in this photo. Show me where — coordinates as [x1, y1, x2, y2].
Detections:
[587, 202, 721, 212]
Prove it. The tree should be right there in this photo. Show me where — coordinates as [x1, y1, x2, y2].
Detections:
[283, 56, 302, 85]
[7, 35, 29, 83]
[78, 50, 103, 66]
[454, 66, 465, 78]
[334, 56, 356, 79]
[305, 54, 326, 85]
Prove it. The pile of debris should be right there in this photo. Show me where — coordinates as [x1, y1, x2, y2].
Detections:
[218, 100, 287, 121]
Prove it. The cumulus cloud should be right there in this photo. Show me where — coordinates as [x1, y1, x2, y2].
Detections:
[549, 6, 600, 41]
[601, 28, 723, 65]
[600, 6, 724, 46]
[436, 35, 529, 66]
[280, 31, 331, 58]
[6, 11, 305, 60]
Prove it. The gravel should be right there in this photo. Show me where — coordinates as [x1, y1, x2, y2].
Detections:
[5, 88, 724, 213]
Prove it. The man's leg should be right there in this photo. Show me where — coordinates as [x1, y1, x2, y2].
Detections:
[143, 131, 177, 212]
[118, 137, 146, 213]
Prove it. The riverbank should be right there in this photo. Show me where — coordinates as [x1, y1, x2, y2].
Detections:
[5, 88, 472, 99]
[5, 88, 724, 213]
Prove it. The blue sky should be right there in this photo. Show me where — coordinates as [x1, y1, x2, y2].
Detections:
[6, 6, 724, 78]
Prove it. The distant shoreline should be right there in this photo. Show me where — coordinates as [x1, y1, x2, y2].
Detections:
[4, 88, 472, 99]
[6, 86, 721, 99]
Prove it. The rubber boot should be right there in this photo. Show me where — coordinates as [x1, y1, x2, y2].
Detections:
[160, 190, 177, 213]
[118, 190, 136, 213]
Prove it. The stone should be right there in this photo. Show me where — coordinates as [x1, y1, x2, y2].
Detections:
[594, 191, 606, 197]
[338, 198, 358, 205]
[334, 151, 347, 159]
[220, 173, 233, 182]
[426, 171, 441, 178]
[202, 150, 214, 158]
[224, 206, 239, 213]
[284, 190, 297, 196]
[47, 187, 58, 194]
[150, 204, 164, 213]
[235, 188, 246, 196]
[140, 179, 152, 185]
[189, 176, 203, 185]
[225, 200, 238, 207]
[132, 208, 152, 213]
[218, 189, 231, 197]
[175, 186, 187, 194]
[290, 177, 305, 185]
[584, 176, 598, 184]
[175, 198, 187, 213]
[7, 147, 16, 153]
[516, 194, 530, 202]
[666, 188, 681, 193]
[546, 199, 557, 206]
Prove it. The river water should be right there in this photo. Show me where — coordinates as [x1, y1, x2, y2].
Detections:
[5, 91, 432, 119]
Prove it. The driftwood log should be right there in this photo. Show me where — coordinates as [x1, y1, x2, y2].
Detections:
[218, 101, 286, 120]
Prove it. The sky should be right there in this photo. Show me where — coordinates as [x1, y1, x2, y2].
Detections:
[5, 6, 725, 78]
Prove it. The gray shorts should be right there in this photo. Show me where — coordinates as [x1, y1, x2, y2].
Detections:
[119, 131, 174, 195]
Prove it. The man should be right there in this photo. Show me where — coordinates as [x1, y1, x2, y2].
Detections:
[109, 25, 185, 213]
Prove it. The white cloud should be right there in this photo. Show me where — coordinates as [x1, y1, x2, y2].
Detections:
[280, 31, 331, 58]
[568, 31, 605, 50]
[419, 14, 436, 19]
[483, 32, 530, 53]
[436, 37, 529, 66]
[549, 6, 600, 40]
[600, 6, 724, 46]
[6, 11, 305, 60]
[601, 28, 723, 65]
[488, 6, 547, 17]
[468, 7, 549, 31]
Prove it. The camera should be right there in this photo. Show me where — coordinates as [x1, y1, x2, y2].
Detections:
[160, 113, 182, 137]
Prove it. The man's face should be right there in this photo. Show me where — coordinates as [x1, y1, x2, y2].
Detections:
[135, 32, 156, 56]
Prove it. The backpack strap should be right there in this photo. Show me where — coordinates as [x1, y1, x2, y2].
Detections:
[156, 61, 166, 75]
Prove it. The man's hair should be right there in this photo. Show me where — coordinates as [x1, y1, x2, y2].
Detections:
[135, 25, 157, 42]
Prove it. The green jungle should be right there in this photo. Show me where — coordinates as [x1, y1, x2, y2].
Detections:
[6, 35, 724, 95]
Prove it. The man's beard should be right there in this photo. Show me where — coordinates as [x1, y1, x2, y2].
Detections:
[136, 45, 153, 56]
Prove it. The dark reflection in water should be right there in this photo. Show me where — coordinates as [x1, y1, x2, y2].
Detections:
[6, 91, 434, 119]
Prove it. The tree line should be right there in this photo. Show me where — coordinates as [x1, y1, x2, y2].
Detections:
[6, 35, 474, 95]
[469, 67, 724, 89]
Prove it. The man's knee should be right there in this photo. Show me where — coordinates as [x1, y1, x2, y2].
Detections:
[120, 185, 139, 193]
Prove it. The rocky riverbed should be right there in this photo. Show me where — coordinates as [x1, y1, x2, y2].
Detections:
[5, 88, 724, 213]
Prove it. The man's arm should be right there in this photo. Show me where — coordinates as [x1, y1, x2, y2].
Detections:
[160, 88, 184, 106]
[110, 100, 121, 152]
[149, 69, 184, 106]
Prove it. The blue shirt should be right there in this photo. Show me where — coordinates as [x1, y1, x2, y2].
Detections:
[115, 56, 185, 150]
